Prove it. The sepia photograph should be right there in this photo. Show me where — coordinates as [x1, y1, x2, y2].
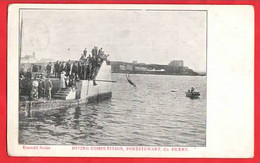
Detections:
[18, 8, 207, 147]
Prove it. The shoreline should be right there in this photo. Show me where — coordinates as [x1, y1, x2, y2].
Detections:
[111, 72, 206, 76]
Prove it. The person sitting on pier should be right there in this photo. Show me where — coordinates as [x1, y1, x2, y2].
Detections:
[72, 46, 111, 81]
[80, 54, 85, 61]
[45, 78, 53, 100]
[98, 48, 108, 63]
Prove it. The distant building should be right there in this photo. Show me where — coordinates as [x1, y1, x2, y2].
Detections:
[168, 60, 184, 67]
[147, 68, 165, 72]
[132, 61, 138, 64]
[110, 60, 198, 76]
[119, 65, 126, 71]
[119, 64, 133, 71]
[126, 64, 133, 71]
[111, 61, 134, 72]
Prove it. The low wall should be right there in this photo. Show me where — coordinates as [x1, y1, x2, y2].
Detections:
[76, 62, 112, 100]
[50, 79, 60, 96]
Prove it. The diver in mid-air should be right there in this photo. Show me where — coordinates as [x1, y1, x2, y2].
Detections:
[126, 73, 136, 88]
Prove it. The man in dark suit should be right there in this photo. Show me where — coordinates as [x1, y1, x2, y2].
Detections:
[72, 62, 78, 76]
[46, 62, 52, 77]
[59, 62, 64, 76]
[38, 77, 45, 98]
[66, 60, 71, 76]
[54, 61, 60, 78]
[45, 78, 53, 100]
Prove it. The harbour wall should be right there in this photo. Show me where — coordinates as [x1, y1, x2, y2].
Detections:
[76, 62, 112, 100]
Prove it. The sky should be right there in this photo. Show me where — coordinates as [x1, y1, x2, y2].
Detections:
[21, 9, 206, 71]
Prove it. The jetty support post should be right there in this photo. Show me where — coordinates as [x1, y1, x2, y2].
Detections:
[25, 101, 32, 117]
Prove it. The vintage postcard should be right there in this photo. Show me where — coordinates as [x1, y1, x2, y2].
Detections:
[7, 4, 254, 157]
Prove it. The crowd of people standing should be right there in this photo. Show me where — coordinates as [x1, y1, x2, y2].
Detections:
[52, 46, 109, 80]
[19, 46, 109, 101]
[19, 74, 53, 101]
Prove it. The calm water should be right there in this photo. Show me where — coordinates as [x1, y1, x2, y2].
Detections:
[19, 74, 206, 147]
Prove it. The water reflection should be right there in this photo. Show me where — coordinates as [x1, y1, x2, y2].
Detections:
[72, 106, 81, 129]
[19, 74, 206, 147]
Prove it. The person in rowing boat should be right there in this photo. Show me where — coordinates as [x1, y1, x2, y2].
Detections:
[191, 87, 195, 93]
